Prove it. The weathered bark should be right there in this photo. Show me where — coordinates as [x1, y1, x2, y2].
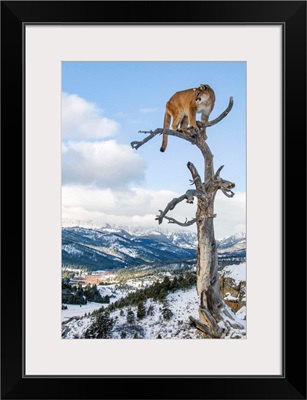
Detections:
[155, 189, 203, 225]
[131, 96, 243, 338]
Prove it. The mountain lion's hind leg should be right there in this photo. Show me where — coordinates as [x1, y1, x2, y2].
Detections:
[188, 109, 198, 133]
[171, 112, 184, 132]
[180, 116, 190, 134]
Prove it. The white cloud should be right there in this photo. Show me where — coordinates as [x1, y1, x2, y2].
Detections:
[139, 108, 158, 113]
[62, 92, 119, 139]
[62, 186, 181, 216]
[62, 140, 146, 188]
[62, 185, 246, 237]
[214, 191, 246, 239]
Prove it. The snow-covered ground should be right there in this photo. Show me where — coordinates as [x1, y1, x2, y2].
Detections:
[97, 284, 123, 302]
[63, 288, 199, 339]
[62, 284, 125, 322]
[63, 287, 246, 339]
[218, 303, 246, 339]
[110, 288, 200, 340]
[62, 262, 247, 339]
[62, 302, 104, 322]
[62, 315, 94, 338]
[221, 262, 246, 285]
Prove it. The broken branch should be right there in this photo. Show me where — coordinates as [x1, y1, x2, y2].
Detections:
[155, 189, 203, 225]
[131, 130, 158, 150]
[205, 96, 234, 127]
[163, 216, 197, 227]
[131, 127, 195, 150]
[205, 168, 235, 199]
[214, 165, 224, 179]
[187, 162, 204, 192]
[221, 188, 235, 198]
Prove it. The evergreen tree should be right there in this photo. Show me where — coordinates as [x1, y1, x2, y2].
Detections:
[126, 308, 135, 325]
[120, 330, 127, 339]
[158, 288, 167, 303]
[137, 301, 146, 320]
[147, 304, 155, 316]
[162, 276, 171, 290]
[162, 302, 173, 321]
[171, 276, 179, 290]
[84, 311, 114, 339]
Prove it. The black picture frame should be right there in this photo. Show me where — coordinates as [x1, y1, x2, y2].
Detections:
[1, 1, 306, 399]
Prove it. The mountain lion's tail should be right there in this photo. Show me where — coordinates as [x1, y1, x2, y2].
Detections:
[160, 112, 171, 152]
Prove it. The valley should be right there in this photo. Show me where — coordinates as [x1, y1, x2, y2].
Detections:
[62, 225, 245, 271]
[62, 226, 246, 339]
[62, 261, 246, 339]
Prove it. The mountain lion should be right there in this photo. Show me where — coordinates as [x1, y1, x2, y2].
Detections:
[160, 84, 215, 152]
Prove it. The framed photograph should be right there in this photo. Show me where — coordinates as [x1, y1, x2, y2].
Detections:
[1, 1, 306, 399]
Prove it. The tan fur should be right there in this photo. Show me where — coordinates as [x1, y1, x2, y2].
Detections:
[160, 84, 215, 152]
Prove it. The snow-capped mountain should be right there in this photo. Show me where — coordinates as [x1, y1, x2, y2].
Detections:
[62, 226, 196, 271]
[217, 231, 245, 248]
[123, 227, 198, 249]
[62, 225, 246, 271]
[217, 232, 246, 259]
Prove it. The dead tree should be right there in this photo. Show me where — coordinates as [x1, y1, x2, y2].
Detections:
[131, 96, 243, 338]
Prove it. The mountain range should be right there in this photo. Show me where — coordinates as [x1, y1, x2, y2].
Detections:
[62, 225, 246, 271]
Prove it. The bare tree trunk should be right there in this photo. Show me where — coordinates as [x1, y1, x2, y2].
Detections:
[196, 201, 222, 325]
[187, 125, 236, 337]
[131, 96, 243, 338]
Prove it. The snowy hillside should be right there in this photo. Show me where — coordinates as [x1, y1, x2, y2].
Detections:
[62, 262, 246, 339]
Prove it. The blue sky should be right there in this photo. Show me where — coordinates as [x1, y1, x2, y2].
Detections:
[62, 62, 246, 237]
